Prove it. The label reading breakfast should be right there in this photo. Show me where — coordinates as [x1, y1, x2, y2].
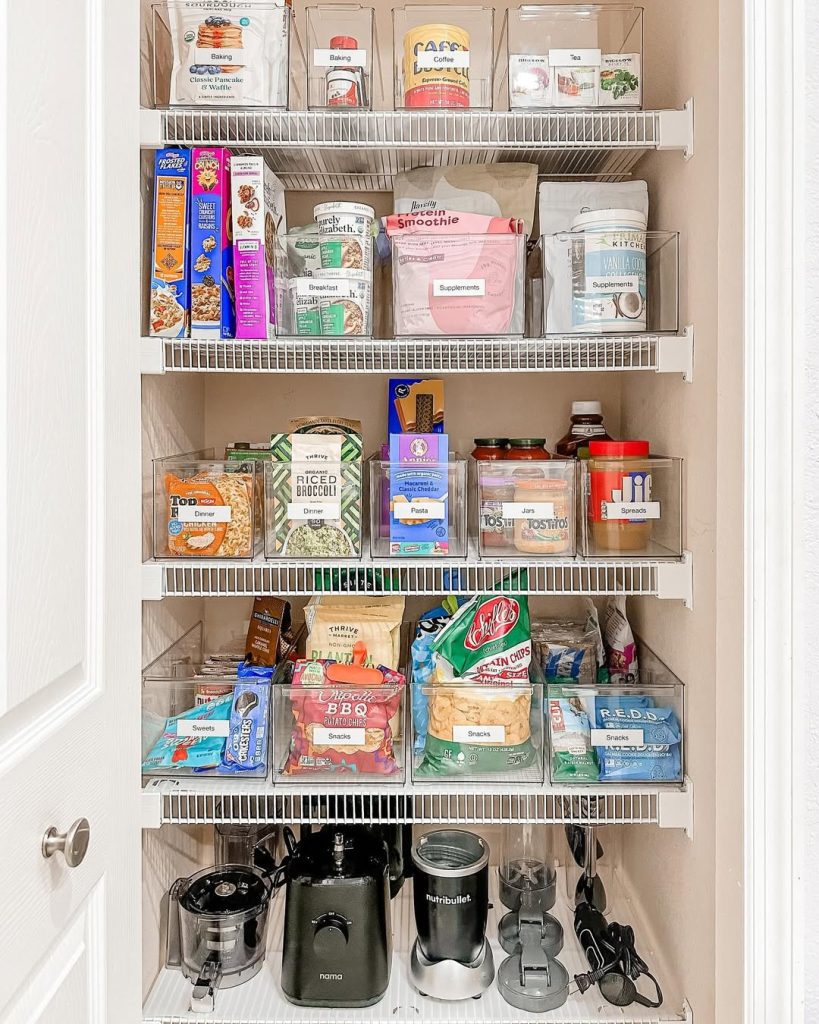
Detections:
[549, 47, 602, 67]
[501, 502, 557, 520]
[452, 725, 506, 744]
[314, 48, 367, 66]
[393, 501, 446, 521]
[287, 502, 341, 519]
[314, 727, 366, 746]
[174, 506, 232, 523]
[416, 51, 470, 70]
[433, 279, 486, 297]
[603, 501, 661, 520]
[590, 728, 645, 747]
[177, 720, 231, 738]
[585, 275, 640, 293]
[295, 279, 347, 299]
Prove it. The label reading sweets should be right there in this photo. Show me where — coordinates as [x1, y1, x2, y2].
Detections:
[590, 728, 644, 747]
[549, 48, 602, 67]
[585, 275, 640, 293]
[314, 727, 366, 746]
[501, 502, 556, 520]
[453, 724, 506, 744]
[433, 279, 486, 297]
[177, 720, 231, 738]
[416, 51, 470, 70]
[174, 506, 232, 523]
[314, 48, 367, 66]
[287, 502, 341, 519]
[393, 501, 446, 521]
[603, 501, 661, 520]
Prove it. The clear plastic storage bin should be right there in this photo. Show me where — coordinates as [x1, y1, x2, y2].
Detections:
[541, 228, 679, 336]
[579, 448, 683, 558]
[393, 6, 495, 109]
[153, 450, 262, 559]
[502, 4, 643, 110]
[306, 5, 375, 109]
[369, 455, 468, 558]
[474, 457, 577, 558]
[391, 233, 525, 337]
[264, 460, 363, 559]
[151, 1, 291, 109]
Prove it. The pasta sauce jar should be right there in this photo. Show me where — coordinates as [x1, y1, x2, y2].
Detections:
[506, 438, 551, 461]
[588, 440, 654, 553]
[472, 438, 509, 460]
[403, 24, 471, 108]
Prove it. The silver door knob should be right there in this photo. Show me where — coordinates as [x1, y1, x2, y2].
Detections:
[42, 818, 90, 867]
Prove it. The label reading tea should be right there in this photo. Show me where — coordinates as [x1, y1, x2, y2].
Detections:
[174, 506, 232, 523]
[433, 279, 486, 297]
[314, 727, 366, 746]
[549, 48, 602, 67]
[590, 728, 645, 747]
[453, 724, 506, 744]
[177, 720, 231, 738]
[314, 48, 367, 66]
[501, 502, 556, 520]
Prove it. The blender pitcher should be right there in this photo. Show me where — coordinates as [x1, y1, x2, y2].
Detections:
[498, 824, 557, 912]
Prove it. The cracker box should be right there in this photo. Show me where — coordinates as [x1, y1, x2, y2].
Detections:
[149, 148, 191, 338]
[190, 147, 234, 338]
[389, 433, 449, 555]
[388, 379, 445, 435]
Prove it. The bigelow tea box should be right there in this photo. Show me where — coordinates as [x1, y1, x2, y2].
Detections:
[190, 148, 234, 339]
[149, 148, 191, 338]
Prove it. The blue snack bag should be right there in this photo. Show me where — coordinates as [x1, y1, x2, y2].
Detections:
[142, 695, 232, 773]
[222, 682, 271, 773]
[595, 699, 682, 745]
[597, 744, 682, 782]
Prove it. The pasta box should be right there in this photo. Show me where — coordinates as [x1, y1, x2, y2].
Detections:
[389, 433, 449, 555]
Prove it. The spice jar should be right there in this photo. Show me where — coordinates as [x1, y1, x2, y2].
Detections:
[512, 476, 572, 555]
[478, 472, 515, 550]
[588, 440, 654, 553]
[507, 438, 551, 461]
[472, 438, 509, 460]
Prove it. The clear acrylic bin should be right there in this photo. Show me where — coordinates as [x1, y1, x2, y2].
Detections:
[394, 6, 495, 109]
[502, 4, 643, 110]
[391, 233, 525, 337]
[307, 5, 375, 109]
[474, 457, 577, 558]
[541, 229, 679, 336]
[369, 455, 468, 558]
[151, 2, 291, 109]
[272, 675, 406, 784]
[264, 460, 363, 559]
[413, 679, 544, 783]
[579, 450, 683, 558]
[153, 449, 262, 559]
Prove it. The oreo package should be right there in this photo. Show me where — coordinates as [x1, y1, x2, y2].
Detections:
[222, 681, 270, 773]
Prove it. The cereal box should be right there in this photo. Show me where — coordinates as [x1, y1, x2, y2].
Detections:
[190, 148, 234, 338]
[149, 148, 191, 338]
[389, 434, 449, 555]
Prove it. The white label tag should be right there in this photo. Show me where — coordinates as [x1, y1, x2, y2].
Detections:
[195, 47, 243, 65]
[433, 279, 486, 297]
[590, 728, 644, 747]
[603, 501, 661, 520]
[501, 502, 556, 520]
[314, 48, 367, 66]
[174, 506, 232, 523]
[416, 51, 470, 70]
[453, 725, 506, 744]
[177, 720, 230, 738]
[287, 502, 341, 519]
[549, 48, 602, 67]
[314, 727, 366, 746]
[393, 501, 446, 520]
[295, 279, 346, 299]
[585, 275, 641, 292]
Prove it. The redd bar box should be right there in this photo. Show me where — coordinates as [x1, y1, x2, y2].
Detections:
[389, 433, 449, 555]
[149, 148, 191, 338]
[190, 147, 234, 339]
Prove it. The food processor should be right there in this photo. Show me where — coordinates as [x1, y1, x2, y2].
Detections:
[165, 864, 274, 1013]
[214, 823, 279, 874]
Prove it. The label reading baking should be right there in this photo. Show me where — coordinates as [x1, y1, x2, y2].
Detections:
[195, 47, 243, 65]
[174, 505, 232, 523]
[501, 502, 556, 520]
[287, 502, 341, 519]
[585, 275, 640, 293]
[603, 501, 661, 520]
[177, 720, 231, 738]
[314, 727, 366, 746]
[590, 728, 644, 747]
[314, 48, 367, 66]
[416, 51, 471, 70]
[453, 725, 506, 744]
[549, 48, 602, 67]
[433, 279, 486, 297]
[393, 501, 446, 521]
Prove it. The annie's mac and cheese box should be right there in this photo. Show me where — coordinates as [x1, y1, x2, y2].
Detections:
[149, 148, 191, 338]
[190, 147, 234, 339]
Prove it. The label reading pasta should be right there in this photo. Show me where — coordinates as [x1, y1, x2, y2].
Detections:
[177, 720, 230, 738]
[452, 724, 506, 744]
[590, 728, 644, 747]
[393, 501, 446, 520]
[174, 505, 232, 523]
[313, 727, 366, 746]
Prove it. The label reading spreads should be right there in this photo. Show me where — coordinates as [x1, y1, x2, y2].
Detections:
[313, 727, 366, 746]
[548, 48, 602, 67]
[314, 48, 367, 66]
[453, 724, 506, 744]
[603, 502, 661, 520]
[174, 506, 232, 523]
[177, 720, 231, 738]
[433, 279, 486, 297]
[416, 51, 471, 70]
[590, 728, 644, 747]
[585, 274, 640, 293]
[501, 502, 556, 520]
[286, 502, 341, 519]
[393, 500, 446, 521]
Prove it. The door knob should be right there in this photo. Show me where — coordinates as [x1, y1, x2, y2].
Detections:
[42, 818, 90, 867]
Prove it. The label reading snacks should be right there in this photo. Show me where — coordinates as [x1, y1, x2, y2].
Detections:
[590, 728, 645, 747]
[313, 727, 366, 746]
[433, 279, 486, 297]
[452, 724, 506, 744]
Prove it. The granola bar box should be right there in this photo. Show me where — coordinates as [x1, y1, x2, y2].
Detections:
[149, 148, 191, 338]
[190, 147, 234, 339]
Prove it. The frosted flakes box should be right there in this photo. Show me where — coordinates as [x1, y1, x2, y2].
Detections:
[190, 147, 234, 338]
[149, 148, 191, 338]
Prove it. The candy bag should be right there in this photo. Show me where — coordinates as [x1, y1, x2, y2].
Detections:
[142, 695, 232, 773]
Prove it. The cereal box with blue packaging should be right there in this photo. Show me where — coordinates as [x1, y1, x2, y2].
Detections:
[150, 148, 191, 338]
[190, 147, 235, 338]
[389, 433, 449, 555]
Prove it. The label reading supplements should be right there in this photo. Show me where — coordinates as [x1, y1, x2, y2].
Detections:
[585, 275, 640, 293]
[433, 279, 486, 297]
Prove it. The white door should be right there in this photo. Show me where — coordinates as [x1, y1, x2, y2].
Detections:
[0, 0, 141, 1021]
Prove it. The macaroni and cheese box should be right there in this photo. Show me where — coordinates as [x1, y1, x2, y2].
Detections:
[389, 433, 449, 555]
[149, 148, 191, 338]
[190, 147, 234, 338]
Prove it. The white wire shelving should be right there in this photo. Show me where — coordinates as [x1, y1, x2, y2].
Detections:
[140, 330, 694, 379]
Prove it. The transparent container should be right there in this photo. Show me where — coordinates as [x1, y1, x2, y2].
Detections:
[306, 6, 374, 109]
[474, 457, 577, 558]
[579, 449, 683, 558]
[264, 460, 363, 559]
[391, 233, 525, 337]
[394, 6, 495, 109]
[541, 229, 679, 336]
[501, 5, 643, 110]
[151, 2, 291, 109]
[214, 824, 280, 873]
[498, 825, 558, 913]
[153, 450, 262, 559]
[369, 455, 468, 558]
[413, 679, 544, 783]
[272, 682, 406, 784]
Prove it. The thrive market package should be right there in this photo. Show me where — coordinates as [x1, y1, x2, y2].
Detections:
[190, 147, 234, 338]
[149, 149, 191, 338]
[305, 596, 406, 669]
